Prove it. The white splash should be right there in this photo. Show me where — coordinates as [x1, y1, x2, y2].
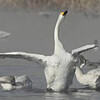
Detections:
[0, 31, 11, 38]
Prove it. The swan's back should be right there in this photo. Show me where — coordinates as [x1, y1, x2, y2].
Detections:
[87, 68, 100, 75]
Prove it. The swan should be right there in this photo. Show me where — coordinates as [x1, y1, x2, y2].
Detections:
[0, 75, 32, 90]
[75, 55, 100, 89]
[0, 11, 98, 92]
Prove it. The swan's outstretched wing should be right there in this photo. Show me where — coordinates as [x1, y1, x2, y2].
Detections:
[72, 40, 98, 55]
[0, 52, 46, 64]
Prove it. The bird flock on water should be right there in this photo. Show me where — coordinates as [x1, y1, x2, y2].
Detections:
[0, 10, 99, 92]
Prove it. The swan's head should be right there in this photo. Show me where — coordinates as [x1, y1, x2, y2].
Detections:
[57, 10, 68, 24]
[60, 10, 68, 16]
[0, 76, 15, 85]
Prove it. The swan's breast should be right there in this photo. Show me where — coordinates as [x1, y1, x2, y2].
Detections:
[44, 54, 75, 91]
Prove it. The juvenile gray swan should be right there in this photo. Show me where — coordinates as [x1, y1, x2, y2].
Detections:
[0, 11, 97, 92]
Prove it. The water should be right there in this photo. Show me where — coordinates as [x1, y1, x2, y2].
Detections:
[0, 10, 100, 100]
[0, 65, 100, 100]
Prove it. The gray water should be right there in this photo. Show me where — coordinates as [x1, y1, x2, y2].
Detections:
[0, 10, 100, 100]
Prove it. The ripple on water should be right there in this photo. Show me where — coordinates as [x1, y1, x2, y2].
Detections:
[0, 88, 100, 100]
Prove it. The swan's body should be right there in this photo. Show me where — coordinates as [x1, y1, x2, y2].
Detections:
[0, 11, 97, 92]
[0, 75, 32, 90]
[75, 56, 100, 89]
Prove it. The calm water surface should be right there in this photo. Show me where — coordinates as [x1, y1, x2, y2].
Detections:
[0, 11, 99, 100]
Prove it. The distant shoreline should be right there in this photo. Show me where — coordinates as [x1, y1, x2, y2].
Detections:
[0, 0, 99, 11]
[0, 0, 99, 17]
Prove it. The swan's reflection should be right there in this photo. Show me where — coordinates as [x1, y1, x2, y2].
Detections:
[45, 92, 70, 100]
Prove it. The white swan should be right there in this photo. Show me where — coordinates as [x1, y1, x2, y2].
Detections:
[0, 11, 98, 92]
[75, 55, 100, 89]
[0, 75, 32, 90]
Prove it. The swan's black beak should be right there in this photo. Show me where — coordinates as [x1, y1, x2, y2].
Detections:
[61, 10, 68, 16]
[64, 10, 68, 15]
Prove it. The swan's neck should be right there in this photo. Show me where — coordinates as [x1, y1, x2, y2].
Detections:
[75, 66, 84, 79]
[54, 16, 65, 54]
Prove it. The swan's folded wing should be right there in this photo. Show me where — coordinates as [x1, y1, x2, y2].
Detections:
[0, 52, 46, 64]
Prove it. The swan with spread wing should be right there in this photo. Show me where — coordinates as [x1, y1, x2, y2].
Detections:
[0, 11, 98, 92]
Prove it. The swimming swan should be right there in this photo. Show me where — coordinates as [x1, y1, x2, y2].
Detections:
[0, 11, 98, 92]
[75, 55, 100, 89]
[0, 75, 32, 90]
